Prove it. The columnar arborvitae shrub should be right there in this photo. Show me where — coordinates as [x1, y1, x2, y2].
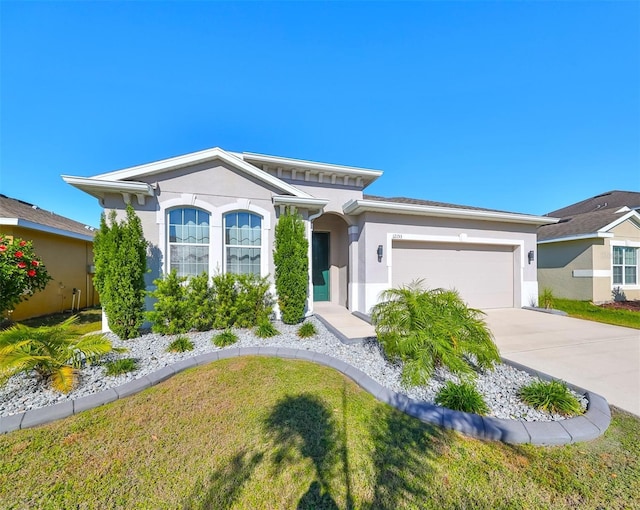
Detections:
[93, 205, 148, 339]
[273, 208, 308, 324]
[147, 270, 190, 334]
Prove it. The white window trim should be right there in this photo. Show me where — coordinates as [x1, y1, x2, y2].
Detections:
[610, 240, 640, 289]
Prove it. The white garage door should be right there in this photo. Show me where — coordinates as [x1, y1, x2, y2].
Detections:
[391, 241, 515, 309]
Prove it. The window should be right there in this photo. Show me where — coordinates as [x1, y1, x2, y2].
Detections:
[613, 246, 638, 285]
[224, 211, 261, 275]
[168, 208, 210, 277]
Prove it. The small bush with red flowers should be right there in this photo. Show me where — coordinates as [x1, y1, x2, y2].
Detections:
[0, 235, 52, 318]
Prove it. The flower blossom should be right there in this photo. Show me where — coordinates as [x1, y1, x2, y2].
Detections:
[17, 262, 27, 269]
[27, 269, 36, 277]
[15, 251, 24, 258]
[31, 260, 40, 267]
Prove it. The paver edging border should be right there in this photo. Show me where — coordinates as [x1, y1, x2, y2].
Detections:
[0, 347, 611, 443]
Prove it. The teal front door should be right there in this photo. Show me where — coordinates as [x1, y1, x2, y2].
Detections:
[312, 232, 330, 301]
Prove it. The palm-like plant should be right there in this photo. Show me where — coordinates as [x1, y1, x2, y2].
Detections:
[371, 281, 500, 386]
[0, 316, 114, 393]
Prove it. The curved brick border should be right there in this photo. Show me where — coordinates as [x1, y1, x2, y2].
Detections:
[0, 347, 611, 444]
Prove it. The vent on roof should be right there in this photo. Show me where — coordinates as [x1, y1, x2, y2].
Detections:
[32, 205, 39, 210]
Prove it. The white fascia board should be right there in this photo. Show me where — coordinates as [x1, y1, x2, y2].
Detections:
[86, 147, 312, 199]
[598, 210, 640, 233]
[241, 152, 384, 181]
[537, 232, 615, 244]
[272, 195, 329, 209]
[62, 175, 155, 198]
[342, 199, 558, 226]
[0, 218, 94, 241]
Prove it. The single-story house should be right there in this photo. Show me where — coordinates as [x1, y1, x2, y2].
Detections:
[0, 194, 99, 320]
[537, 190, 640, 303]
[62, 147, 556, 317]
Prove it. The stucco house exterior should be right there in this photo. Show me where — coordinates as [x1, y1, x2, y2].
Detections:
[0, 194, 99, 320]
[538, 191, 640, 303]
[62, 147, 555, 317]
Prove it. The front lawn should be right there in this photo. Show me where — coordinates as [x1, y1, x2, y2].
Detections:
[552, 299, 640, 329]
[1, 357, 638, 509]
[15, 307, 102, 335]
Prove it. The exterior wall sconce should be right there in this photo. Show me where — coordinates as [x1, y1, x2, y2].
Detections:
[377, 244, 384, 262]
[528, 250, 535, 264]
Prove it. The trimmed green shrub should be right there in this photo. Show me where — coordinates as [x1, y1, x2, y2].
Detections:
[0, 234, 52, 318]
[235, 274, 274, 328]
[104, 357, 137, 376]
[371, 281, 501, 386]
[213, 330, 238, 347]
[519, 379, 583, 416]
[0, 316, 113, 393]
[435, 380, 489, 415]
[255, 320, 279, 338]
[187, 272, 215, 332]
[147, 270, 190, 335]
[167, 335, 194, 353]
[94, 205, 148, 339]
[211, 272, 239, 329]
[297, 321, 317, 338]
[273, 208, 308, 324]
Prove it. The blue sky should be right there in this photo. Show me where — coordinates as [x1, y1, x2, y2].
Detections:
[1, 1, 638, 228]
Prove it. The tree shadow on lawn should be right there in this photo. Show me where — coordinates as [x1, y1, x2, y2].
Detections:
[181, 448, 264, 510]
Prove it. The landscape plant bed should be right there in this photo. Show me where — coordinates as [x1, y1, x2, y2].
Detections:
[0, 317, 586, 422]
[599, 300, 640, 312]
[0, 357, 637, 509]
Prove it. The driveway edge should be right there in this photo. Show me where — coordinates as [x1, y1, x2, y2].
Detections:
[0, 348, 611, 444]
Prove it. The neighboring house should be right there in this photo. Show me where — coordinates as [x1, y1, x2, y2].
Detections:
[538, 190, 640, 303]
[0, 194, 100, 320]
[62, 147, 555, 317]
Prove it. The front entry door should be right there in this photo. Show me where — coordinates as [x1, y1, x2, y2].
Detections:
[312, 232, 330, 301]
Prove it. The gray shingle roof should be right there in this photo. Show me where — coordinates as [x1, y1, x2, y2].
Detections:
[547, 190, 640, 217]
[538, 190, 640, 242]
[0, 194, 95, 239]
[363, 194, 517, 214]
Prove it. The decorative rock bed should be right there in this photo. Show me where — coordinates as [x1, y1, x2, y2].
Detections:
[0, 317, 611, 443]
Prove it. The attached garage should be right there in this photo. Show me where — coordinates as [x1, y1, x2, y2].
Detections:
[391, 241, 517, 309]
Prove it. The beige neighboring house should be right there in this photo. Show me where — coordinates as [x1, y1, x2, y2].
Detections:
[538, 191, 640, 303]
[0, 194, 99, 320]
[62, 147, 555, 319]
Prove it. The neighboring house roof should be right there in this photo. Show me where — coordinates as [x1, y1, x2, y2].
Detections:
[0, 194, 96, 241]
[344, 194, 557, 226]
[538, 191, 640, 243]
[547, 190, 640, 217]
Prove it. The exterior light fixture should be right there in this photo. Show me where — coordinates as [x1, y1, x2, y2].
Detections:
[377, 244, 384, 262]
[528, 250, 535, 264]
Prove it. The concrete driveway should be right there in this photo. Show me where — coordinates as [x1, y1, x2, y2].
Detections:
[483, 308, 640, 416]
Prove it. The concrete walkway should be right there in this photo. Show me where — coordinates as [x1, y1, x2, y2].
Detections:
[313, 302, 376, 342]
[484, 308, 640, 416]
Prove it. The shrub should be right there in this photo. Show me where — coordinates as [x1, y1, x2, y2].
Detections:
[255, 320, 279, 338]
[94, 205, 148, 339]
[187, 272, 215, 331]
[0, 316, 113, 392]
[167, 335, 194, 353]
[435, 380, 489, 415]
[235, 273, 274, 328]
[519, 379, 583, 416]
[0, 234, 52, 318]
[539, 288, 555, 309]
[213, 330, 238, 347]
[273, 208, 308, 324]
[371, 281, 501, 386]
[147, 270, 190, 335]
[211, 272, 239, 329]
[297, 321, 317, 338]
[104, 358, 137, 376]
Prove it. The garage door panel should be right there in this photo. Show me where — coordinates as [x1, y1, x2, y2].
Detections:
[392, 242, 515, 309]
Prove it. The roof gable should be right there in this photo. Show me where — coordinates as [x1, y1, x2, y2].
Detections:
[538, 207, 640, 243]
[547, 190, 640, 217]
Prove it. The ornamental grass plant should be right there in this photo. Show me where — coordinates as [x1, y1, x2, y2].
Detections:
[213, 330, 238, 347]
[518, 379, 584, 416]
[435, 380, 489, 415]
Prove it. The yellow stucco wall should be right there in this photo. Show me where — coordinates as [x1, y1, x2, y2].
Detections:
[537, 240, 596, 300]
[2, 227, 99, 321]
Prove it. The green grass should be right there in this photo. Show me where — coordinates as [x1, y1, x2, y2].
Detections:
[435, 380, 490, 415]
[104, 358, 137, 376]
[1, 357, 638, 509]
[553, 299, 640, 329]
[13, 307, 103, 335]
[166, 335, 195, 353]
[519, 379, 584, 416]
[213, 329, 238, 347]
[297, 321, 317, 338]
